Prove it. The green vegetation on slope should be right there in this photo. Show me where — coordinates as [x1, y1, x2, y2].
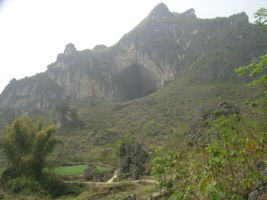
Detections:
[0, 116, 62, 178]
[48, 77, 261, 167]
[0, 6, 266, 200]
[0, 116, 80, 198]
[151, 14, 267, 198]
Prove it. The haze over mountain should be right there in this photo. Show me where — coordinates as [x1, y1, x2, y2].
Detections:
[0, 3, 266, 111]
[0, 3, 267, 199]
[0, 0, 266, 93]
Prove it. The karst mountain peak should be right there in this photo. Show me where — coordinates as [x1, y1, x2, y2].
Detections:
[0, 3, 265, 110]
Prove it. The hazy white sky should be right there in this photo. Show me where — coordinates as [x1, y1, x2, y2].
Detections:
[0, 0, 266, 93]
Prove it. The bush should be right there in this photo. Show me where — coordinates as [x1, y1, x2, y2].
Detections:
[3, 173, 81, 197]
[6, 176, 46, 195]
[1, 168, 19, 183]
[38, 173, 81, 197]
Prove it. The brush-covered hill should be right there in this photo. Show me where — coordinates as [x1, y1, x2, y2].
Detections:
[0, 3, 266, 166]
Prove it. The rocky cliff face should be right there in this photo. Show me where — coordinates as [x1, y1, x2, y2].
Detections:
[0, 74, 63, 109]
[0, 3, 267, 110]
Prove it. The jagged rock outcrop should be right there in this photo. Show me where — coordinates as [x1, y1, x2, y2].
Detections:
[0, 3, 267, 110]
[180, 8, 196, 18]
[92, 44, 107, 51]
[148, 2, 172, 19]
[123, 194, 137, 200]
[118, 142, 149, 180]
[248, 182, 267, 200]
[64, 43, 76, 55]
[187, 102, 240, 146]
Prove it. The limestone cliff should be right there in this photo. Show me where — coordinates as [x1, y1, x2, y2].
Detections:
[0, 3, 267, 110]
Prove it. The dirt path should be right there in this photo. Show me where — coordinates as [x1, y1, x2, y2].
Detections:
[106, 169, 119, 183]
[67, 169, 159, 186]
[68, 179, 159, 185]
[0, 187, 13, 199]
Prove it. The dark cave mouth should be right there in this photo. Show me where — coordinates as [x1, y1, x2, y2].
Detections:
[113, 64, 158, 101]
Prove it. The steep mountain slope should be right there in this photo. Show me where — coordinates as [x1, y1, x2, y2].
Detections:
[0, 3, 266, 110]
[45, 78, 261, 166]
[0, 3, 266, 167]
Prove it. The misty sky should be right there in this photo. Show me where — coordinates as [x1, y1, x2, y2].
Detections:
[0, 0, 266, 93]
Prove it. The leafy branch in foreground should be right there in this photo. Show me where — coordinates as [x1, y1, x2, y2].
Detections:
[254, 8, 267, 27]
[199, 115, 266, 200]
[152, 114, 267, 200]
[235, 7, 267, 107]
[235, 53, 267, 88]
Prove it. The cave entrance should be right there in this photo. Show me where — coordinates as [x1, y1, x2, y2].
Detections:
[113, 64, 157, 101]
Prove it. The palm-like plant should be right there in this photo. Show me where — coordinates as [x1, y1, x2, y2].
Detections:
[0, 115, 62, 178]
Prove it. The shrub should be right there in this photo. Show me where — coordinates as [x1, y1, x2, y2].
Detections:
[6, 176, 46, 195]
[38, 173, 80, 197]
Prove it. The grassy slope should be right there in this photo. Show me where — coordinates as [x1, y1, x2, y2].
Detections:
[49, 77, 261, 166]
[35, 77, 260, 200]
[0, 78, 261, 200]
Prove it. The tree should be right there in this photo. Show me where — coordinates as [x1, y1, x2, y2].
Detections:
[235, 7, 267, 106]
[0, 115, 62, 180]
[255, 8, 267, 27]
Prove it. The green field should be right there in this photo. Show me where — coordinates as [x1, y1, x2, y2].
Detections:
[49, 165, 87, 176]
[94, 166, 110, 173]
[47, 165, 109, 176]
[0, 165, 110, 177]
